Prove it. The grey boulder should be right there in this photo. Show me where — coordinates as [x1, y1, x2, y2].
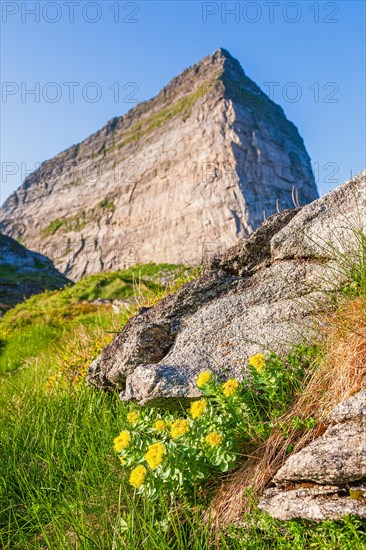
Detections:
[87, 170, 366, 407]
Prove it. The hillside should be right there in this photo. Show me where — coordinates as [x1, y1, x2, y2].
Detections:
[0, 263, 188, 375]
[0, 48, 318, 280]
[0, 233, 69, 314]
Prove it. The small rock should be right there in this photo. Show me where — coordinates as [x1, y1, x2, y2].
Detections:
[329, 388, 366, 424]
[259, 387, 366, 521]
[258, 485, 366, 521]
[274, 420, 366, 486]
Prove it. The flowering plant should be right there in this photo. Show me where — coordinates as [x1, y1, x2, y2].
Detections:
[113, 347, 313, 499]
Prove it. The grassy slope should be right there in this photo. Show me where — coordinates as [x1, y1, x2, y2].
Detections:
[0, 262, 365, 549]
[0, 263, 183, 375]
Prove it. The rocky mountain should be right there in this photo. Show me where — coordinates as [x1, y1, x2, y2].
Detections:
[0, 48, 318, 280]
[0, 233, 69, 314]
[87, 170, 365, 405]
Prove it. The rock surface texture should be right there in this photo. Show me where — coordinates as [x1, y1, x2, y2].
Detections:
[87, 171, 366, 407]
[259, 388, 366, 521]
[0, 49, 318, 280]
[0, 233, 69, 314]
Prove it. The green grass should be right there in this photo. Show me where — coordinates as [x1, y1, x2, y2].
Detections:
[0, 263, 185, 374]
[0, 262, 68, 315]
[42, 213, 89, 237]
[42, 218, 65, 236]
[41, 198, 116, 239]
[1, 365, 365, 549]
[0, 373, 125, 549]
[0, 263, 62, 286]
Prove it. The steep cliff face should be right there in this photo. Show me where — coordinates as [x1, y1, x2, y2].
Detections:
[0, 234, 69, 314]
[0, 48, 318, 280]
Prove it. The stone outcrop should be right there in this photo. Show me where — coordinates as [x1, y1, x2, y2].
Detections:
[0, 48, 318, 280]
[259, 388, 366, 521]
[259, 485, 366, 522]
[0, 233, 69, 314]
[87, 170, 365, 406]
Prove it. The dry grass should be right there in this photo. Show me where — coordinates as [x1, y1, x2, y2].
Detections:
[209, 295, 366, 527]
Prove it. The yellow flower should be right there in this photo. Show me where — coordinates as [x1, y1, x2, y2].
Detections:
[129, 465, 147, 488]
[127, 411, 139, 424]
[113, 430, 130, 452]
[154, 419, 166, 431]
[189, 400, 207, 419]
[248, 353, 266, 372]
[196, 371, 212, 388]
[222, 379, 239, 397]
[145, 442, 165, 469]
[170, 419, 190, 439]
[205, 431, 223, 448]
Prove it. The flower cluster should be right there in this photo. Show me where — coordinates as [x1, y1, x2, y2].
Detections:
[196, 371, 212, 388]
[248, 353, 266, 372]
[127, 411, 139, 424]
[170, 419, 190, 439]
[113, 349, 311, 499]
[189, 399, 207, 419]
[145, 442, 165, 469]
[114, 430, 130, 452]
[154, 419, 166, 431]
[129, 465, 147, 488]
[222, 379, 239, 397]
[205, 431, 223, 447]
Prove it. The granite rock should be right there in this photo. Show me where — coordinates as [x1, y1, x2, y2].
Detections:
[259, 387, 366, 521]
[87, 171, 365, 406]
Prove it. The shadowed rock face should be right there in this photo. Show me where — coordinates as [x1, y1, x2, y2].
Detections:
[87, 171, 365, 407]
[0, 233, 69, 314]
[259, 388, 366, 521]
[0, 48, 317, 280]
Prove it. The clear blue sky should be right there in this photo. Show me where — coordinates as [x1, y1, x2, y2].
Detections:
[1, 0, 365, 204]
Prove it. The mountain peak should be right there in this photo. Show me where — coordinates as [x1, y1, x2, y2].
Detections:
[194, 47, 243, 77]
[210, 47, 235, 59]
[0, 51, 318, 280]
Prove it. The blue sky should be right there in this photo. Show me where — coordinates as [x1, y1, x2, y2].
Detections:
[1, 0, 365, 204]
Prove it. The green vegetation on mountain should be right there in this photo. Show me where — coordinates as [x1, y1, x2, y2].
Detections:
[106, 84, 212, 154]
[0, 263, 186, 375]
